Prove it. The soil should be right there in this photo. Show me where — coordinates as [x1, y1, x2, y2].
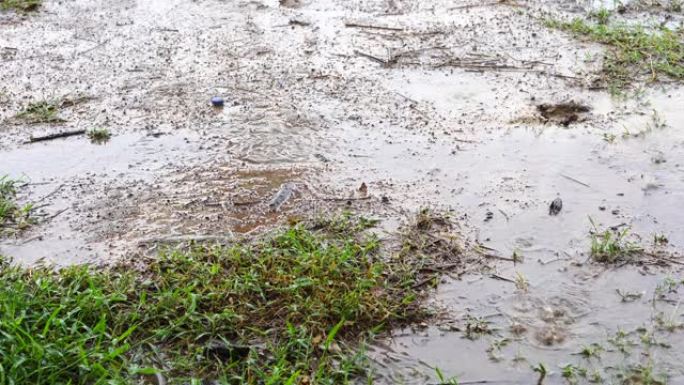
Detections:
[2, 0, 684, 383]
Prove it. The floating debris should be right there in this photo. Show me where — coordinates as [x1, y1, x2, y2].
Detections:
[549, 198, 563, 215]
[211, 96, 224, 107]
[269, 182, 297, 212]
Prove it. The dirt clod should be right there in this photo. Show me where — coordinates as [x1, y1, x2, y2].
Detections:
[536, 102, 591, 126]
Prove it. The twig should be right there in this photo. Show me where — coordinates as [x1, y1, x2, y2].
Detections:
[560, 173, 591, 188]
[289, 19, 311, 26]
[232, 200, 262, 207]
[490, 274, 515, 283]
[313, 196, 372, 202]
[28, 130, 86, 143]
[47, 208, 69, 220]
[354, 50, 389, 65]
[412, 275, 438, 289]
[78, 39, 110, 56]
[345, 22, 404, 31]
[498, 209, 509, 221]
[36, 184, 64, 203]
[139, 235, 234, 246]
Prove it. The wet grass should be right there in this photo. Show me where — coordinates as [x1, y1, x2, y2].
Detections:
[87, 127, 112, 144]
[0, 0, 41, 11]
[15, 101, 65, 124]
[545, 17, 684, 92]
[0, 215, 440, 384]
[0, 175, 33, 236]
[589, 219, 643, 263]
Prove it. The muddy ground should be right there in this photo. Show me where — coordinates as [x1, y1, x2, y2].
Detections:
[2, 0, 684, 383]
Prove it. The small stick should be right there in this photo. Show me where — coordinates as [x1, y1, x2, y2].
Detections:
[139, 235, 233, 245]
[28, 130, 86, 143]
[47, 208, 69, 220]
[354, 50, 389, 65]
[490, 274, 515, 283]
[560, 173, 591, 188]
[345, 22, 404, 31]
[313, 196, 372, 202]
[36, 183, 64, 202]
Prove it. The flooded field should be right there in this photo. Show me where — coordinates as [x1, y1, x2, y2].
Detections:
[2, 0, 684, 383]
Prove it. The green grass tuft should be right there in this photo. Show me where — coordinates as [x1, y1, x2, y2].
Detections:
[15, 101, 64, 124]
[0, 0, 41, 11]
[546, 17, 684, 91]
[589, 218, 642, 263]
[87, 128, 112, 144]
[0, 175, 33, 235]
[0, 215, 436, 384]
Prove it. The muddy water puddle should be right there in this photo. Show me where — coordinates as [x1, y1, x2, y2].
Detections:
[2, 0, 684, 382]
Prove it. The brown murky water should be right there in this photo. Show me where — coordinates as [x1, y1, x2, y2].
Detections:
[2, 0, 684, 383]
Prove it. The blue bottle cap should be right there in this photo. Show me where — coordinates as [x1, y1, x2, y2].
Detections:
[211, 96, 224, 107]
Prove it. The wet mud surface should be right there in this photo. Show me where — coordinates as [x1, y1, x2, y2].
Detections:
[2, 0, 684, 383]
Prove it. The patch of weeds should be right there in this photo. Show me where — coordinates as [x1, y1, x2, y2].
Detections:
[512, 249, 524, 263]
[514, 271, 529, 293]
[0, 175, 33, 235]
[654, 305, 684, 332]
[434, 367, 459, 385]
[623, 110, 668, 139]
[0, 215, 436, 384]
[545, 17, 684, 91]
[653, 234, 669, 245]
[15, 100, 65, 124]
[464, 315, 492, 340]
[562, 363, 587, 384]
[87, 127, 112, 144]
[486, 338, 510, 362]
[617, 363, 667, 385]
[603, 132, 617, 143]
[591, 8, 612, 25]
[578, 343, 604, 359]
[589, 218, 642, 263]
[399, 209, 463, 272]
[533, 362, 548, 384]
[0, 0, 41, 11]
[608, 329, 637, 354]
[616, 289, 645, 303]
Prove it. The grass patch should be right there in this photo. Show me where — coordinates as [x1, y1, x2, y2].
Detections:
[0, 0, 41, 11]
[545, 17, 684, 92]
[0, 214, 447, 384]
[15, 101, 64, 124]
[87, 128, 112, 144]
[589, 218, 642, 263]
[0, 175, 33, 236]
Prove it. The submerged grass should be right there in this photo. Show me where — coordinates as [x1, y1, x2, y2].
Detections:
[0, 215, 438, 384]
[589, 218, 642, 263]
[0, 175, 33, 236]
[87, 128, 112, 144]
[546, 17, 684, 91]
[0, 0, 41, 11]
[15, 101, 64, 124]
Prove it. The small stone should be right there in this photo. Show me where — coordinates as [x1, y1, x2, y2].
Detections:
[652, 152, 666, 164]
[549, 197, 563, 215]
